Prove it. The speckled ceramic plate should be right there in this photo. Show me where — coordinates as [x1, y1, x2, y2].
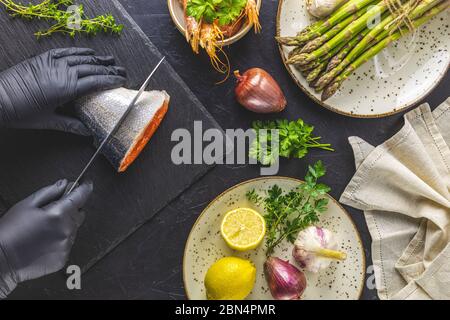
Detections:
[183, 177, 365, 300]
[277, 0, 449, 118]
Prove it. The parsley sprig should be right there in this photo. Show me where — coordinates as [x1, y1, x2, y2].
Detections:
[246, 161, 331, 255]
[186, 0, 247, 26]
[249, 119, 334, 165]
[0, 0, 123, 38]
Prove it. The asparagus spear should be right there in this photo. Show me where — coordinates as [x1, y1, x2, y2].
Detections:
[307, 61, 328, 83]
[288, 46, 304, 59]
[310, 70, 327, 87]
[321, 1, 449, 101]
[288, 36, 347, 65]
[295, 2, 390, 65]
[300, 8, 366, 53]
[351, 0, 440, 58]
[375, 0, 443, 40]
[296, 60, 323, 71]
[277, 36, 306, 46]
[315, 0, 441, 90]
[296, 40, 347, 72]
[292, 19, 326, 40]
[296, 45, 341, 71]
[315, 27, 393, 90]
[304, 0, 380, 36]
[325, 27, 371, 73]
[276, 0, 379, 45]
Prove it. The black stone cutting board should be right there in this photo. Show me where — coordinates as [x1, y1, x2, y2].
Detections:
[0, 0, 220, 272]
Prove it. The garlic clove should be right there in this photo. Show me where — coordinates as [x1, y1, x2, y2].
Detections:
[306, 0, 348, 18]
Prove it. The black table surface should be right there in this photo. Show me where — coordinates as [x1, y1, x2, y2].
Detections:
[9, 0, 450, 300]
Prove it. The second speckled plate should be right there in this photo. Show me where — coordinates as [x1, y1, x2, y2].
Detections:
[277, 0, 449, 118]
[183, 177, 365, 300]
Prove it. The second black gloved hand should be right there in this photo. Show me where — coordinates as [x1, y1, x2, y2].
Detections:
[0, 47, 127, 135]
[0, 180, 93, 298]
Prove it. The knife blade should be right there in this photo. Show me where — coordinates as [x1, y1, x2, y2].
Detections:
[65, 56, 166, 195]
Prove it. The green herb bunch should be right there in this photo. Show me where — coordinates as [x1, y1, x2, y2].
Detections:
[186, 0, 247, 26]
[0, 0, 123, 38]
[247, 161, 331, 255]
[249, 119, 334, 165]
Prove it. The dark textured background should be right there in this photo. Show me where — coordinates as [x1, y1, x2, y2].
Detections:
[5, 0, 450, 300]
[0, 0, 222, 280]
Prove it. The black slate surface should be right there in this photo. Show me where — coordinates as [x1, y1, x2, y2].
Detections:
[5, 0, 450, 300]
[0, 0, 220, 277]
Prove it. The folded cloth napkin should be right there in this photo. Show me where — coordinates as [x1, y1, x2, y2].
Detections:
[340, 97, 450, 300]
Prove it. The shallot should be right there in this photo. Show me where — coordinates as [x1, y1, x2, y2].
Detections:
[234, 68, 287, 114]
[264, 257, 307, 300]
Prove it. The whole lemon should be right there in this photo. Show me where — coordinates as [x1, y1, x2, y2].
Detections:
[204, 257, 256, 300]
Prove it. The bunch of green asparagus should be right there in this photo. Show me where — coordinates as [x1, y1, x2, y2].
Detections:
[277, 0, 448, 101]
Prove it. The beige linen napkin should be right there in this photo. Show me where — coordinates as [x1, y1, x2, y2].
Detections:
[340, 98, 450, 300]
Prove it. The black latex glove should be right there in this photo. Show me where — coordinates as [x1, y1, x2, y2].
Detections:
[0, 47, 127, 135]
[0, 179, 93, 298]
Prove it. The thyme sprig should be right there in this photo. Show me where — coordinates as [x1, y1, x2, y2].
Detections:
[0, 0, 123, 38]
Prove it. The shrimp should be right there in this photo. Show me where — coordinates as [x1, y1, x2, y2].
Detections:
[199, 22, 229, 79]
[245, 0, 261, 33]
[181, 0, 259, 80]
[183, 0, 201, 53]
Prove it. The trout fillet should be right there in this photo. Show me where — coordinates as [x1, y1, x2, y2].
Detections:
[75, 88, 170, 172]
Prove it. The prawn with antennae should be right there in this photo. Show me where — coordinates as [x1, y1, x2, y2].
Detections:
[245, 0, 261, 33]
[182, 0, 201, 53]
[200, 22, 230, 79]
[182, 0, 261, 80]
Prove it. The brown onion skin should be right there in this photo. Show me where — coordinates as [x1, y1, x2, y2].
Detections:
[264, 257, 307, 300]
[234, 68, 287, 114]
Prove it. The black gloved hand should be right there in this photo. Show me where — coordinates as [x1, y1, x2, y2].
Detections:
[0, 47, 127, 135]
[0, 180, 93, 298]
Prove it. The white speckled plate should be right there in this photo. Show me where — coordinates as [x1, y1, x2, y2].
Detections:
[277, 0, 450, 118]
[183, 177, 365, 300]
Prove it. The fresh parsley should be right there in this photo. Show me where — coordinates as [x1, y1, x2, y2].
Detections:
[249, 119, 334, 166]
[246, 161, 331, 255]
[186, 0, 247, 26]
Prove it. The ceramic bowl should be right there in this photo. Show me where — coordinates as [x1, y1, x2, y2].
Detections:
[168, 0, 262, 46]
[183, 177, 366, 300]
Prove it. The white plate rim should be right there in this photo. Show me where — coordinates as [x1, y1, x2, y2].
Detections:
[276, 0, 450, 118]
[182, 176, 367, 300]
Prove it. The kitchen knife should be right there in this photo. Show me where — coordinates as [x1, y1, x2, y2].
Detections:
[65, 56, 166, 195]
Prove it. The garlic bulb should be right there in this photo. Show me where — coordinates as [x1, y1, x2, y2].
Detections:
[292, 226, 347, 273]
[306, 0, 348, 18]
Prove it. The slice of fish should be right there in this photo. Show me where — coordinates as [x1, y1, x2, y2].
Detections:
[75, 87, 170, 172]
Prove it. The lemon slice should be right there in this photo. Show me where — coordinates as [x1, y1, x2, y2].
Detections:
[221, 208, 266, 251]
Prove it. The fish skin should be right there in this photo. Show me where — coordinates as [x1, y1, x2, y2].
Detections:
[75, 88, 170, 172]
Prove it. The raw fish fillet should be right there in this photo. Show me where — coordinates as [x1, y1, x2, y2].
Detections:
[75, 88, 170, 172]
